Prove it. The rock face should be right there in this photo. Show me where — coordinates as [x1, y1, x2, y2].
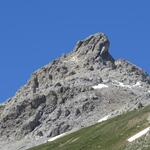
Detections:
[0, 33, 150, 150]
[73, 33, 114, 65]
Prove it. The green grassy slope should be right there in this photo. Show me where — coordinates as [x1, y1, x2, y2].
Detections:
[28, 106, 150, 150]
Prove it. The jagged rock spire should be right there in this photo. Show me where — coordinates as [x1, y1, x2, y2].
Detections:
[73, 33, 114, 65]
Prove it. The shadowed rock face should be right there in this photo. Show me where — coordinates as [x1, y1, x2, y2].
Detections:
[0, 33, 150, 150]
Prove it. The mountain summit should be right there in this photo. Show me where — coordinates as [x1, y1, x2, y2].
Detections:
[73, 33, 114, 65]
[0, 33, 150, 150]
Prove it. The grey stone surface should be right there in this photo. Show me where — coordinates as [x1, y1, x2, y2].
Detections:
[0, 32, 150, 150]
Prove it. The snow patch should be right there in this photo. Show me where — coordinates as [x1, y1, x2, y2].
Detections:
[92, 84, 109, 89]
[112, 80, 142, 89]
[127, 127, 150, 142]
[48, 132, 68, 142]
[98, 115, 111, 123]
[132, 81, 142, 88]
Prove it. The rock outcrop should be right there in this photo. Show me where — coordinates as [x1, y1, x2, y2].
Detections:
[0, 33, 150, 150]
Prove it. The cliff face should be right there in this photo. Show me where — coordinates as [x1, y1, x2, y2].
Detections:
[0, 33, 150, 150]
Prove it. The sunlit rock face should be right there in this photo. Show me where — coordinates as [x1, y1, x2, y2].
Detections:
[0, 33, 150, 150]
[73, 32, 114, 65]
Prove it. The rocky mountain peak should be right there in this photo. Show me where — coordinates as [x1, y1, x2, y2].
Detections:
[73, 32, 114, 65]
[0, 32, 150, 150]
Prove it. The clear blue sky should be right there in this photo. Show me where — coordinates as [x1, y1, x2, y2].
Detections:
[0, 0, 150, 103]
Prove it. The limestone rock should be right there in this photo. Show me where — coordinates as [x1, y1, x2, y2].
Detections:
[0, 33, 150, 150]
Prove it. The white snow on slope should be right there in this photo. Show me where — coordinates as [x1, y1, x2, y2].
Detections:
[98, 115, 111, 123]
[127, 127, 150, 142]
[92, 80, 142, 90]
[132, 81, 142, 87]
[48, 132, 68, 142]
[112, 80, 142, 89]
[92, 84, 109, 89]
[116, 81, 132, 89]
